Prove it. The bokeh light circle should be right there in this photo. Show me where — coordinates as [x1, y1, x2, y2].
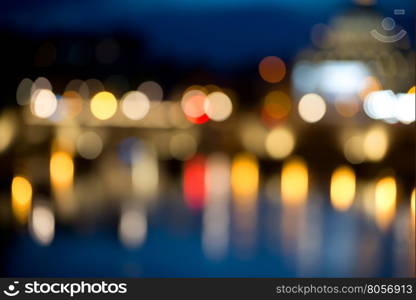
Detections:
[259, 56, 286, 83]
[204, 91, 232, 121]
[169, 133, 197, 161]
[298, 93, 326, 123]
[265, 127, 295, 159]
[76, 131, 103, 159]
[90, 91, 118, 120]
[181, 90, 209, 124]
[263, 90, 291, 120]
[138, 81, 163, 102]
[31, 89, 58, 118]
[121, 91, 150, 120]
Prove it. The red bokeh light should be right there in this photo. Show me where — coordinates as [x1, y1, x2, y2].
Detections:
[183, 155, 206, 210]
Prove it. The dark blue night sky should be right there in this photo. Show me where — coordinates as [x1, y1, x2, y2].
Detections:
[1, 0, 414, 67]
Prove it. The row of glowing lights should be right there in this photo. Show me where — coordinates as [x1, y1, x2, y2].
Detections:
[262, 87, 415, 125]
[244, 124, 390, 163]
[260, 90, 328, 124]
[30, 89, 156, 121]
[363, 89, 416, 124]
[27, 80, 328, 125]
[30, 86, 415, 126]
[291, 58, 416, 122]
[0, 110, 392, 164]
[21, 75, 416, 128]
[10, 152, 415, 248]
[259, 56, 415, 124]
[21, 77, 233, 124]
[9, 123, 390, 165]
[364, 87, 416, 124]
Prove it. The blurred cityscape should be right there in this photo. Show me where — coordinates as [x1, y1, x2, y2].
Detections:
[0, 0, 415, 277]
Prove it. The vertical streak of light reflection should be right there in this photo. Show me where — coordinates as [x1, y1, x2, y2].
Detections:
[203, 153, 230, 260]
[50, 150, 75, 219]
[29, 201, 55, 246]
[374, 176, 396, 231]
[183, 155, 206, 211]
[132, 142, 159, 204]
[231, 152, 259, 256]
[11, 176, 32, 224]
[280, 157, 308, 254]
[119, 204, 147, 249]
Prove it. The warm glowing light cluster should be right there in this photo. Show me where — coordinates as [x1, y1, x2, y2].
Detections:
[363, 126, 388, 162]
[11, 176, 32, 224]
[50, 151, 74, 188]
[281, 157, 308, 207]
[374, 176, 396, 230]
[330, 166, 356, 211]
[231, 153, 259, 208]
[343, 126, 389, 164]
[50, 149, 76, 219]
[181, 88, 232, 124]
[22, 77, 236, 126]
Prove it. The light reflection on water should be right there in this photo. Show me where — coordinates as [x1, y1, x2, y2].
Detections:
[4, 193, 412, 277]
[1, 114, 414, 277]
